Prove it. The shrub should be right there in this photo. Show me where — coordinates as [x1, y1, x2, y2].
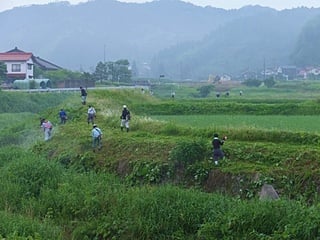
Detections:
[126, 160, 171, 185]
[197, 85, 213, 98]
[264, 77, 276, 88]
[169, 139, 209, 167]
[243, 78, 263, 87]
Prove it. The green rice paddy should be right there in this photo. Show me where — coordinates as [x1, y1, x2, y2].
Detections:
[151, 114, 320, 133]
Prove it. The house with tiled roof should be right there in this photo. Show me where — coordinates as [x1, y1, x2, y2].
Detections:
[0, 47, 62, 82]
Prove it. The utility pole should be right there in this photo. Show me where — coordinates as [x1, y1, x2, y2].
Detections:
[103, 44, 106, 63]
[263, 57, 266, 80]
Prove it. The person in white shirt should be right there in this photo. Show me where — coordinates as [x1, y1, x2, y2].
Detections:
[41, 119, 53, 141]
[91, 124, 102, 151]
[87, 105, 96, 124]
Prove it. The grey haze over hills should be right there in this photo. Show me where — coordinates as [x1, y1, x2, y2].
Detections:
[1, 0, 320, 79]
[153, 6, 320, 79]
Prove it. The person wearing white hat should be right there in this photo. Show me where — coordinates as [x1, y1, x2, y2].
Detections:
[120, 105, 131, 132]
[91, 124, 102, 151]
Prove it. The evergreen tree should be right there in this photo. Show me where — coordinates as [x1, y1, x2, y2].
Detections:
[0, 62, 7, 83]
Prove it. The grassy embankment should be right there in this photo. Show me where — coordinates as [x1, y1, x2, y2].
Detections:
[1, 85, 320, 239]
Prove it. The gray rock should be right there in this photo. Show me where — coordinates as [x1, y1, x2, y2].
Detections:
[259, 184, 279, 200]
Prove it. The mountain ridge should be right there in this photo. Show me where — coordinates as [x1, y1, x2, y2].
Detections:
[1, 0, 320, 78]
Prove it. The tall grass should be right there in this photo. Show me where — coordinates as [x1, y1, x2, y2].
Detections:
[0, 211, 62, 239]
[1, 152, 320, 240]
[0, 91, 76, 113]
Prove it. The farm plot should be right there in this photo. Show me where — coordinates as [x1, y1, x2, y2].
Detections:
[151, 114, 320, 133]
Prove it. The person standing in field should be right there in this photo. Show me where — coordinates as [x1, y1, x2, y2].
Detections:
[171, 91, 175, 99]
[212, 133, 227, 165]
[41, 119, 53, 141]
[91, 124, 102, 151]
[80, 86, 87, 105]
[87, 105, 96, 124]
[59, 109, 67, 124]
[120, 105, 131, 132]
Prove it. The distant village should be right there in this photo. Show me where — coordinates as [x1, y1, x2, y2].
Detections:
[209, 65, 320, 84]
[241, 66, 320, 81]
[1, 47, 320, 90]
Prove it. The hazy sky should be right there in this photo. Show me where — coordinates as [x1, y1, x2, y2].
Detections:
[1, 0, 320, 12]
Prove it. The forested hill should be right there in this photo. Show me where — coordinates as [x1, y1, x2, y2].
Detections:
[1, 0, 320, 79]
[291, 14, 320, 66]
[151, 6, 320, 79]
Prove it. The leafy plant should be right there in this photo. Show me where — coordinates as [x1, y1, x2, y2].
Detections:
[169, 139, 209, 167]
[126, 160, 171, 185]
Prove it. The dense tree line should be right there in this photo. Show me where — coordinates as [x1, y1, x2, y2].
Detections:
[33, 59, 132, 86]
[93, 59, 132, 84]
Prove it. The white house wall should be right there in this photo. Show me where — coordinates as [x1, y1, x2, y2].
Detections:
[26, 58, 33, 78]
[6, 58, 33, 78]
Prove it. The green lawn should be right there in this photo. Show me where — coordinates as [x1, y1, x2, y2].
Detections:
[151, 114, 320, 133]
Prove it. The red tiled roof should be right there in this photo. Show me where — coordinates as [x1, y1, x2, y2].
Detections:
[0, 52, 33, 61]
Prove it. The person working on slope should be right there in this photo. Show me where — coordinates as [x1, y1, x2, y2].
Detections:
[212, 133, 227, 165]
[120, 105, 131, 132]
[91, 124, 102, 151]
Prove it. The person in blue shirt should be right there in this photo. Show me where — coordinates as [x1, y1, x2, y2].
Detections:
[59, 109, 67, 124]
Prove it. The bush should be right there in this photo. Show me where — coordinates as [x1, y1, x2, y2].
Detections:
[126, 160, 171, 185]
[197, 85, 213, 98]
[243, 78, 262, 87]
[264, 77, 276, 88]
[169, 139, 209, 167]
